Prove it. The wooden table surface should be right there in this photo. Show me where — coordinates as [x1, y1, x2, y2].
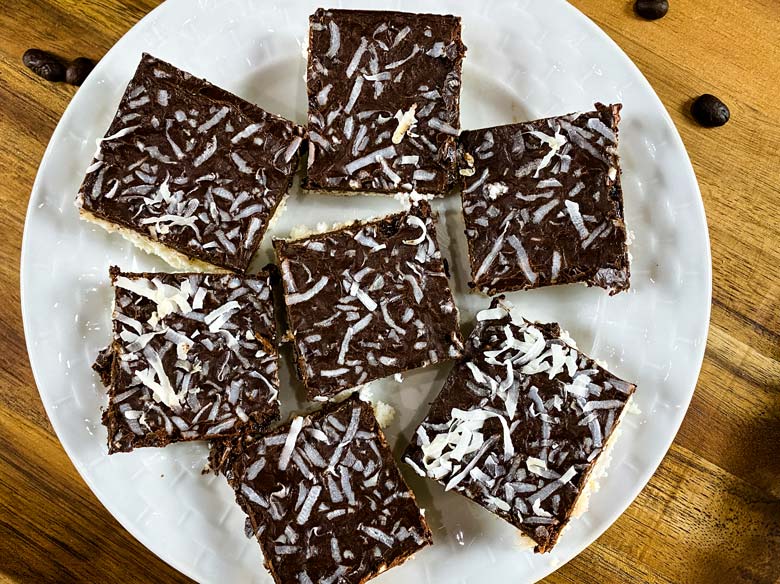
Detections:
[1, 1, 778, 582]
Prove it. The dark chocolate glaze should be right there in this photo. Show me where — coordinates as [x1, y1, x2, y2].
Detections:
[305, 9, 466, 194]
[78, 54, 305, 272]
[92, 345, 114, 386]
[274, 202, 463, 399]
[210, 396, 432, 584]
[458, 103, 630, 295]
[404, 298, 636, 552]
[101, 267, 280, 453]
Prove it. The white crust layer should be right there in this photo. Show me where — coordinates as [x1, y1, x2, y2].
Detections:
[301, 187, 444, 199]
[284, 213, 401, 243]
[79, 208, 218, 272]
[570, 393, 634, 520]
[266, 192, 290, 231]
[79, 202, 287, 273]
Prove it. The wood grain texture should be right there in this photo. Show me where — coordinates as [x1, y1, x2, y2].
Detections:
[0, 1, 778, 583]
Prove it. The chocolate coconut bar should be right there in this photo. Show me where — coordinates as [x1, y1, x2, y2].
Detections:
[458, 103, 630, 295]
[100, 267, 280, 454]
[210, 396, 432, 584]
[77, 53, 305, 272]
[404, 299, 636, 552]
[274, 202, 463, 400]
[305, 9, 466, 195]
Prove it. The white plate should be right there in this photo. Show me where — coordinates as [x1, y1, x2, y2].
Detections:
[20, 0, 711, 582]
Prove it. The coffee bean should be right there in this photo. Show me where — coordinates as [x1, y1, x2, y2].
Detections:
[634, 0, 669, 20]
[22, 48, 66, 82]
[691, 94, 730, 127]
[66, 57, 94, 86]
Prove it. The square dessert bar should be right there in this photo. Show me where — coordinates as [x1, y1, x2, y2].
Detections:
[210, 396, 432, 584]
[305, 9, 466, 194]
[99, 267, 280, 453]
[77, 53, 305, 273]
[458, 103, 630, 295]
[404, 299, 637, 553]
[274, 202, 464, 400]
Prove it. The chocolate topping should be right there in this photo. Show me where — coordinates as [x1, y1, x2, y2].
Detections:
[211, 396, 432, 584]
[274, 202, 463, 399]
[458, 103, 630, 295]
[404, 299, 636, 552]
[305, 9, 466, 194]
[101, 267, 280, 453]
[77, 54, 305, 272]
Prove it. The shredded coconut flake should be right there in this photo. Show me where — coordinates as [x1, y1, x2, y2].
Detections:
[344, 145, 396, 175]
[476, 305, 510, 322]
[530, 127, 568, 178]
[279, 416, 304, 471]
[526, 457, 548, 476]
[506, 235, 538, 284]
[402, 215, 427, 245]
[346, 37, 368, 78]
[325, 20, 341, 58]
[486, 182, 509, 200]
[392, 104, 417, 144]
[286, 276, 329, 305]
[564, 200, 589, 239]
[427, 117, 459, 136]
